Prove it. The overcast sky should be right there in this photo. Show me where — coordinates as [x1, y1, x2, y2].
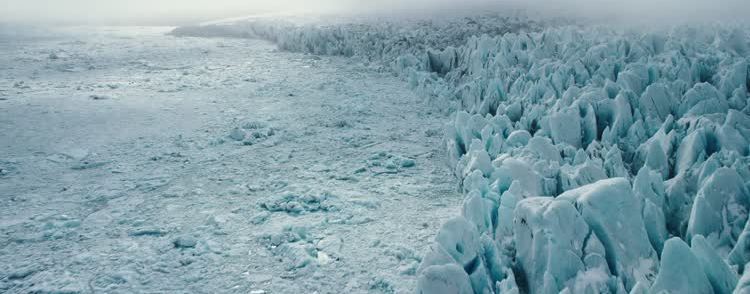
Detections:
[0, 0, 302, 25]
[0, 0, 418, 25]
[0, 0, 748, 25]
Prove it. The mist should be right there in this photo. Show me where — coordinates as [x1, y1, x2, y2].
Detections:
[1, 0, 748, 26]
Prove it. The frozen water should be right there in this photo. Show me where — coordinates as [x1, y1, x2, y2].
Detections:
[651, 237, 713, 294]
[0, 26, 460, 293]
[172, 15, 750, 294]
[3, 9, 750, 294]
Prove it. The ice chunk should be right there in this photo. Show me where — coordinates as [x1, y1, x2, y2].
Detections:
[480, 234, 507, 285]
[674, 127, 712, 176]
[650, 237, 712, 294]
[603, 146, 629, 178]
[173, 235, 198, 249]
[680, 82, 729, 117]
[725, 109, 750, 142]
[513, 197, 588, 293]
[580, 102, 598, 148]
[496, 268, 520, 293]
[629, 282, 649, 294]
[549, 105, 582, 148]
[617, 65, 649, 96]
[259, 192, 336, 215]
[524, 136, 562, 163]
[463, 169, 490, 196]
[461, 139, 493, 178]
[417, 264, 473, 294]
[633, 167, 668, 252]
[419, 217, 491, 293]
[717, 112, 750, 155]
[558, 178, 658, 290]
[557, 159, 608, 192]
[560, 268, 615, 294]
[275, 242, 316, 270]
[462, 190, 494, 235]
[686, 167, 749, 249]
[639, 83, 674, 121]
[504, 101, 523, 122]
[492, 158, 544, 197]
[611, 92, 635, 138]
[736, 264, 750, 293]
[691, 235, 739, 293]
[504, 130, 531, 149]
[719, 60, 748, 98]
[640, 140, 670, 179]
[495, 180, 525, 244]
[729, 216, 750, 268]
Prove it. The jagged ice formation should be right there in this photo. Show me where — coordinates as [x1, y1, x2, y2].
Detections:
[173, 17, 750, 293]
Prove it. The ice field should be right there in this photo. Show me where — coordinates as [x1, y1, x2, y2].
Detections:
[0, 26, 460, 293]
[2, 10, 750, 294]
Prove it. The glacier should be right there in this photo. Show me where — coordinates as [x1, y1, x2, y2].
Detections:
[172, 14, 748, 293]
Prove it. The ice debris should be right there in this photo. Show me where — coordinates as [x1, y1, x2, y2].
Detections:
[228, 121, 275, 145]
[367, 151, 417, 174]
[173, 236, 198, 249]
[258, 226, 332, 271]
[259, 192, 337, 215]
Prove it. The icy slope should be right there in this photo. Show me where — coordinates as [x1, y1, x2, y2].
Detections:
[174, 18, 750, 293]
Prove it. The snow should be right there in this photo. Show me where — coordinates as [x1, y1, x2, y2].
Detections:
[3, 9, 750, 294]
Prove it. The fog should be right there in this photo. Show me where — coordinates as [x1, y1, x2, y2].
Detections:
[0, 0, 748, 25]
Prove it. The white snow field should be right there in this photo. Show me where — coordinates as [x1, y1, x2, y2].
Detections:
[0, 26, 462, 293]
[171, 15, 750, 294]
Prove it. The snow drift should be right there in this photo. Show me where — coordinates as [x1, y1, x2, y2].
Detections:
[173, 15, 750, 293]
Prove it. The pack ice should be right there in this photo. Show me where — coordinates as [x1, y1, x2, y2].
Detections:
[174, 17, 750, 293]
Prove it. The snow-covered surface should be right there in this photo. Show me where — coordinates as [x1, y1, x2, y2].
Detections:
[0, 26, 461, 293]
[171, 14, 750, 293]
